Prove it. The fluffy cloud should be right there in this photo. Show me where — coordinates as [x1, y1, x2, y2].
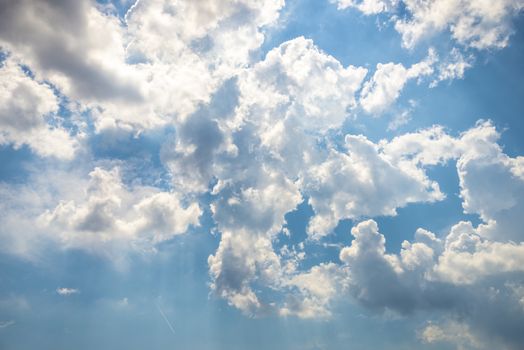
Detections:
[456, 122, 524, 242]
[0, 166, 201, 259]
[339, 218, 524, 349]
[332, 0, 524, 50]
[39, 167, 202, 252]
[331, 122, 524, 348]
[0, 58, 78, 159]
[1, 3, 523, 348]
[238, 37, 367, 133]
[396, 0, 524, 49]
[331, 0, 394, 14]
[204, 37, 448, 313]
[0, 0, 285, 133]
[431, 48, 473, 87]
[0, 0, 140, 102]
[433, 221, 524, 284]
[205, 121, 520, 316]
[207, 165, 302, 314]
[280, 263, 347, 318]
[359, 50, 435, 115]
[303, 133, 444, 238]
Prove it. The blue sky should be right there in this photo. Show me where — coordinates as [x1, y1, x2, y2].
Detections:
[1, 1, 524, 349]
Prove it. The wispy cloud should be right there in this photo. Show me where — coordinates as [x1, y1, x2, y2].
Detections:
[0, 320, 15, 329]
[56, 288, 80, 296]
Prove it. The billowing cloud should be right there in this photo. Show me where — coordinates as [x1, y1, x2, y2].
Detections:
[0, 0, 140, 102]
[0, 2, 523, 349]
[332, 0, 524, 50]
[0, 58, 78, 159]
[0, 166, 201, 260]
[359, 50, 436, 115]
[303, 133, 444, 238]
[39, 167, 202, 252]
[395, 0, 524, 50]
[0, 0, 285, 133]
[339, 217, 524, 349]
[331, 122, 524, 348]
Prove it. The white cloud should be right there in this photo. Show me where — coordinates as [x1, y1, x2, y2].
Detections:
[0, 166, 201, 260]
[456, 122, 524, 243]
[431, 48, 474, 87]
[284, 121, 524, 345]
[169, 37, 369, 313]
[420, 321, 482, 350]
[280, 263, 348, 318]
[238, 37, 367, 133]
[395, 0, 524, 50]
[189, 114, 524, 321]
[0, 0, 285, 133]
[303, 132, 444, 238]
[208, 166, 302, 315]
[56, 287, 79, 296]
[0, 0, 140, 102]
[381, 124, 460, 166]
[96, 0, 284, 132]
[225, 37, 369, 178]
[333, 0, 524, 50]
[1, 4, 523, 347]
[359, 50, 436, 115]
[38, 167, 202, 254]
[433, 221, 524, 284]
[338, 218, 524, 349]
[0, 58, 78, 159]
[331, 0, 394, 14]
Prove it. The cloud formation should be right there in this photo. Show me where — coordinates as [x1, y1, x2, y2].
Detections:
[332, 0, 524, 50]
[0, 1, 523, 349]
[56, 287, 80, 296]
[0, 58, 78, 159]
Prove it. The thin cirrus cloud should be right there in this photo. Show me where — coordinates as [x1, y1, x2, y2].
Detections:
[0, 1, 523, 349]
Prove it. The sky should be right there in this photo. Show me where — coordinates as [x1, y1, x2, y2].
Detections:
[1, 0, 524, 349]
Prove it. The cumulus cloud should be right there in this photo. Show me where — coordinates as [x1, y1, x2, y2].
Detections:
[332, 0, 524, 50]
[303, 133, 444, 238]
[280, 263, 348, 318]
[0, 166, 201, 260]
[329, 124, 524, 348]
[0, 0, 140, 102]
[456, 121, 524, 243]
[359, 50, 436, 115]
[339, 218, 524, 349]
[39, 167, 202, 252]
[238, 37, 367, 134]
[0, 58, 78, 159]
[431, 48, 474, 87]
[203, 37, 449, 313]
[331, 0, 394, 14]
[205, 119, 524, 318]
[1, 2, 523, 348]
[395, 0, 524, 50]
[0, 0, 285, 133]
